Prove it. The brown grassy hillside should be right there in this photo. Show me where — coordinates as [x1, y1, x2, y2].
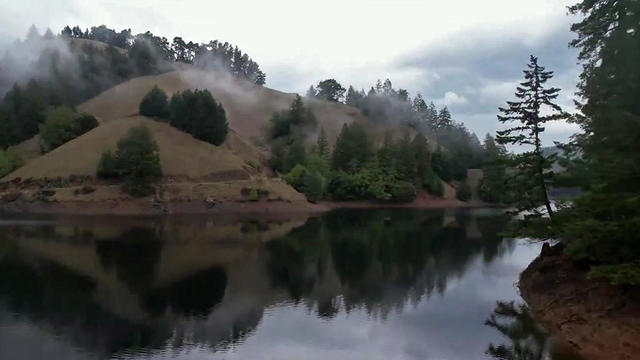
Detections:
[4, 116, 256, 181]
[78, 69, 375, 145]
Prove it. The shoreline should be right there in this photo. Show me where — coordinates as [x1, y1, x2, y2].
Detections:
[519, 244, 640, 360]
[0, 197, 492, 216]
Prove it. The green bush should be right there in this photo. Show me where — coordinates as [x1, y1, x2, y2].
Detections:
[303, 172, 324, 203]
[589, 262, 640, 286]
[246, 159, 261, 170]
[328, 174, 360, 201]
[424, 170, 444, 197]
[0, 149, 21, 177]
[389, 181, 417, 203]
[169, 89, 228, 145]
[97, 150, 119, 178]
[73, 114, 99, 134]
[284, 164, 308, 191]
[97, 125, 162, 197]
[456, 180, 471, 201]
[248, 188, 259, 201]
[139, 86, 169, 119]
[40, 107, 98, 151]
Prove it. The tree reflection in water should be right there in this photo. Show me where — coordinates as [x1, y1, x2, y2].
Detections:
[485, 301, 549, 360]
[485, 301, 584, 360]
[0, 209, 529, 359]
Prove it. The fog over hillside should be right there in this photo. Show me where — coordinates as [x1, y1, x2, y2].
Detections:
[0, 0, 581, 145]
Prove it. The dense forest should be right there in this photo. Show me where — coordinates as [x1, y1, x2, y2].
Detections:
[269, 77, 493, 203]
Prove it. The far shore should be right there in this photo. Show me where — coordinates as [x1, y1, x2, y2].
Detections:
[0, 197, 493, 216]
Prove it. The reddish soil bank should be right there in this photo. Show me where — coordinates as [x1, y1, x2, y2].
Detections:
[519, 244, 640, 360]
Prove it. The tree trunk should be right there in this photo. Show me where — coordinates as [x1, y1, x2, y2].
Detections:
[534, 131, 554, 219]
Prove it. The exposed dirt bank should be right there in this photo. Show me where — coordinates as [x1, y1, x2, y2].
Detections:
[519, 244, 640, 360]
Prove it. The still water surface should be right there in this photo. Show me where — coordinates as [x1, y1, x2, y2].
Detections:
[0, 209, 582, 359]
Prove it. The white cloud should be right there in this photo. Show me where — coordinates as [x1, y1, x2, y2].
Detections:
[439, 91, 468, 106]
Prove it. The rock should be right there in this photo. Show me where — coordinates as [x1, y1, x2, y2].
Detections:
[74, 185, 96, 195]
[1, 191, 22, 203]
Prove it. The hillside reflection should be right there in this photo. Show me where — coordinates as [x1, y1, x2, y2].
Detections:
[0, 209, 513, 358]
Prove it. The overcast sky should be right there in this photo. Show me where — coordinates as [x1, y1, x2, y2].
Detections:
[0, 0, 581, 145]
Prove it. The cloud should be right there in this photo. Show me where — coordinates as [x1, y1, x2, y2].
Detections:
[395, 22, 581, 146]
[438, 91, 468, 106]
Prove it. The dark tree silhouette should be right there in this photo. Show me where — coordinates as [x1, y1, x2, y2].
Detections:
[496, 55, 567, 218]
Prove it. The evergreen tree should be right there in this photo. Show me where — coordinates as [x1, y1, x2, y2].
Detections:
[496, 55, 568, 218]
[546, 0, 640, 285]
[26, 25, 40, 41]
[43, 28, 54, 40]
[139, 86, 169, 119]
[98, 125, 162, 197]
[168, 89, 228, 145]
[306, 85, 317, 98]
[382, 79, 394, 96]
[316, 79, 346, 102]
[437, 107, 452, 129]
[479, 134, 509, 203]
[61, 25, 73, 37]
[316, 127, 329, 158]
[345, 85, 362, 107]
[412, 133, 431, 185]
[331, 123, 371, 172]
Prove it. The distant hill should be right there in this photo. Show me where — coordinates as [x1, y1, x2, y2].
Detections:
[77, 68, 378, 146]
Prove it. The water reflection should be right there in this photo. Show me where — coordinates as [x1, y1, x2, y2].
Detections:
[485, 301, 584, 360]
[0, 209, 578, 359]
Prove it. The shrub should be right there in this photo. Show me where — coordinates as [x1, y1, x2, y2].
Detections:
[97, 150, 119, 178]
[0, 148, 23, 178]
[73, 114, 99, 134]
[328, 174, 360, 201]
[139, 86, 169, 119]
[40, 107, 98, 151]
[97, 126, 162, 197]
[389, 181, 417, 203]
[169, 89, 228, 145]
[248, 188, 259, 201]
[424, 170, 444, 197]
[246, 159, 261, 170]
[303, 172, 324, 203]
[456, 180, 471, 201]
[431, 150, 453, 182]
[39, 107, 76, 150]
[284, 164, 308, 191]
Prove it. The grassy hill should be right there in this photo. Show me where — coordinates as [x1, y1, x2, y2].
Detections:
[1, 44, 451, 210]
[77, 68, 399, 147]
[4, 116, 255, 181]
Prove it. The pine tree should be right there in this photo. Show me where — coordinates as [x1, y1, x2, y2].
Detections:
[331, 123, 370, 172]
[306, 85, 317, 98]
[479, 134, 509, 203]
[548, 0, 640, 284]
[496, 55, 568, 218]
[345, 86, 359, 107]
[139, 86, 169, 119]
[26, 25, 40, 41]
[412, 133, 430, 184]
[382, 79, 394, 96]
[316, 127, 329, 158]
[437, 107, 452, 129]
